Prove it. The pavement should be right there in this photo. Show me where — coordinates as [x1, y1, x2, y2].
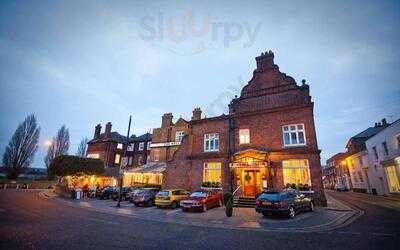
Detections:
[1, 189, 399, 249]
[41, 190, 359, 232]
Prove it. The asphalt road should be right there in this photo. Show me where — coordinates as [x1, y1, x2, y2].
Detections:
[0, 190, 399, 250]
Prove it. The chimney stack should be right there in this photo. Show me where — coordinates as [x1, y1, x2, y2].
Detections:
[191, 107, 202, 120]
[161, 113, 173, 128]
[382, 118, 387, 126]
[94, 124, 101, 139]
[105, 122, 112, 137]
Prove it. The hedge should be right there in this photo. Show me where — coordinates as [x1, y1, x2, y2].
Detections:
[48, 155, 105, 177]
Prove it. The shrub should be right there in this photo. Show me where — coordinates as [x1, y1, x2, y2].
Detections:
[223, 192, 233, 205]
[225, 199, 233, 217]
[48, 155, 105, 177]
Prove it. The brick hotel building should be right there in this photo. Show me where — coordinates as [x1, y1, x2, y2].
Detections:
[163, 51, 326, 205]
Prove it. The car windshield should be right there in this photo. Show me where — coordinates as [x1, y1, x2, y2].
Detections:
[157, 191, 169, 196]
[258, 192, 281, 201]
[190, 192, 207, 198]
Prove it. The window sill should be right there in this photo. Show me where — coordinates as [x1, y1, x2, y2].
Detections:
[283, 144, 307, 148]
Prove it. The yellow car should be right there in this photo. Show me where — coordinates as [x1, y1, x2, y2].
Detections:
[155, 189, 190, 209]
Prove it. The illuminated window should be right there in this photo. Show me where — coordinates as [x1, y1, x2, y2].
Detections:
[127, 143, 134, 151]
[114, 154, 121, 164]
[282, 160, 311, 186]
[203, 162, 221, 183]
[175, 131, 185, 142]
[87, 153, 99, 159]
[282, 124, 306, 147]
[204, 133, 219, 152]
[138, 142, 144, 151]
[385, 166, 400, 192]
[239, 129, 250, 144]
[117, 143, 123, 150]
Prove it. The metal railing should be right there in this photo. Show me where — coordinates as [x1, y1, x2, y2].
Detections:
[233, 185, 241, 198]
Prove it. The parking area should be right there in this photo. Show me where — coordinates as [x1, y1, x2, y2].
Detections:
[44, 191, 360, 232]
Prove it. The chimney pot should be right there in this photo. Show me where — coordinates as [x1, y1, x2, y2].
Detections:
[382, 118, 387, 126]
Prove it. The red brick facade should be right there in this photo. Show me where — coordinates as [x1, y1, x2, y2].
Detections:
[86, 122, 151, 172]
[163, 51, 326, 205]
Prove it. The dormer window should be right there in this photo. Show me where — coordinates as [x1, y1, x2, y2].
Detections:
[282, 124, 306, 147]
[117, 143, 123, 150]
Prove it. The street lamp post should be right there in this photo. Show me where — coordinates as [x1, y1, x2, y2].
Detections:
[116, 115, 132, 208]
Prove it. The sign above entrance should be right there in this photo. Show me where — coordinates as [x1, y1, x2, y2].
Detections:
[150, 141, 181, 148]
[230, 162, 267, 168]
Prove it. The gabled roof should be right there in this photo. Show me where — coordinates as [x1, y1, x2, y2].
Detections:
[346, 124, 389, 150]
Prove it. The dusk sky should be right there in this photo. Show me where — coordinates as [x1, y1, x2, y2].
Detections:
[1, 0, 399, 168]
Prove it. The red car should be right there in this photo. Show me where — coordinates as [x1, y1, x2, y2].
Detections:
[180, 190, 223, 212]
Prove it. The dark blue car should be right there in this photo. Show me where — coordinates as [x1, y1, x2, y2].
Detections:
[255, 189, 314, 218]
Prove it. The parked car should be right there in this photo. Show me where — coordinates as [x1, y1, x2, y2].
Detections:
[131, 188, 160, 207]
[98, 186, 117, 200]
[335, 183, 348, 192]
[155, 189, 190, 209]
[180, 190, 223, 212]
[255, 189, 314, 218]
[111, 187, 133, 201]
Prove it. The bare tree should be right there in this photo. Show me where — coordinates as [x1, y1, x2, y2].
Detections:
[44, 125, 69, 179]
[2, 114, 40, 179]
[76, 137, 88, 157]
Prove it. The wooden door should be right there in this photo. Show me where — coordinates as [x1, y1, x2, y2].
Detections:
[243, 170, 257, 197]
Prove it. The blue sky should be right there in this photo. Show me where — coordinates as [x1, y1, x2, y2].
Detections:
[1, 0, 399, 168]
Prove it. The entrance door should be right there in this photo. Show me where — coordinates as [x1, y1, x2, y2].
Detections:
[243, 170, 258, 197]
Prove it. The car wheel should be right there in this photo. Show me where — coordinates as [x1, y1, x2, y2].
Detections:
[288, 206, 295, 218]
[202, 204, 207, 212]
[171, 201, 178, 209]
[309, 202, 314, 212]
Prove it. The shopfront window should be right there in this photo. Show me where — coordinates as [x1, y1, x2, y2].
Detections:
[385, 166, 400, 193]
[282, 159, 311, 187]
[203, 162, 222, 183]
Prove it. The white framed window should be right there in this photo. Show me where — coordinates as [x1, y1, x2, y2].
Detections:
[282, 124, 306, 147]
[147, 142, 151, 150]
[203, 162, 222, 183]
[127, 143, 134, 151]
[87, 153, 99, 159]
[239, 129, 250, 144]
[282, 159, 311, 186]
[204, 133, 219, 152]
[117, 143, 123, 150]
[138, 142, 144, 151]
[114, 154, 121, 164]
[175, 131, 185, 142]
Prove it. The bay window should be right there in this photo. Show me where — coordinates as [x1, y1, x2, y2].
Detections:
[282, 124, 306, 147]
[204, 133, 219, 152]
[282, 159, 311, 187]
[203, 162, 222, 183]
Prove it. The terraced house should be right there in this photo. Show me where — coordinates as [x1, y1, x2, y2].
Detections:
[164, 51, 326, 205]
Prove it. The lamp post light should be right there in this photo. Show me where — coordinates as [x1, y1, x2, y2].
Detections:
[116, 115, 132, 208]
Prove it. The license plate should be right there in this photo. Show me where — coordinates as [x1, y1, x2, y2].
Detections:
[262, 201, 271, 205]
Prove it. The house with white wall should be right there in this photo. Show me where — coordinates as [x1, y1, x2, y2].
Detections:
[366, 119, 400, 195]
